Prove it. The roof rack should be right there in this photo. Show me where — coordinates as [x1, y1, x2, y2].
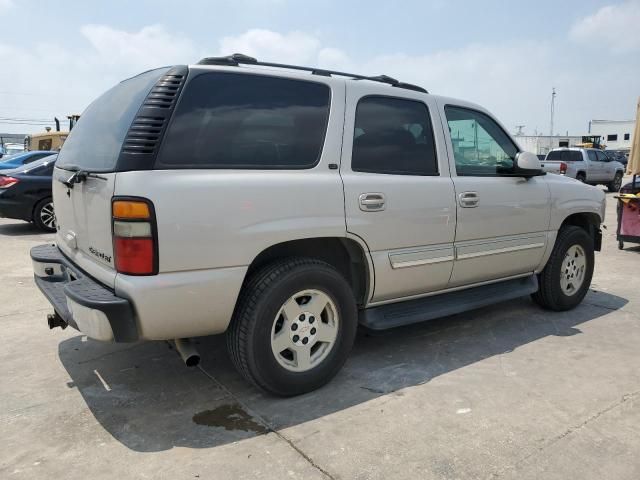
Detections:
[197, 53, 428, 94]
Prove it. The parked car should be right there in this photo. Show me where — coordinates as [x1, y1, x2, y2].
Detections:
[604, 149, 628, 166]
[0, 151, 56, 170]
[0, 154, 57, 231]
[541, 147, 625, 191]
[31, 55, 605, 396]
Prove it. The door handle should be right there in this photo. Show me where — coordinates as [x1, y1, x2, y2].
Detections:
[359, 193, 386, 212]
[458, 191, 479, 208]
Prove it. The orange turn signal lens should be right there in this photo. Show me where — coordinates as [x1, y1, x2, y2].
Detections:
[113, 200, 150, 219]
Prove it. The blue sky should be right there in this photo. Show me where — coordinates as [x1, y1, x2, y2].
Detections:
[1, 0, 639, 135]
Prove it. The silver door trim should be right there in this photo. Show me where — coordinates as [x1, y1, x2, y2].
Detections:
[391, 255, 455, 269]
[456, 242, 546, 260]
[389, 246, 455, 269]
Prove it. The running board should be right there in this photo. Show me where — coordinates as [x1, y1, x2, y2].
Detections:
[360, 275, 538, 330]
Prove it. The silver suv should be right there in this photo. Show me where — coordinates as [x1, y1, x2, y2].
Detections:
[32, 54, 606, 396]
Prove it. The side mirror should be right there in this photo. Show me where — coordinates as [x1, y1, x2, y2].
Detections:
[514, 151, 544, 177]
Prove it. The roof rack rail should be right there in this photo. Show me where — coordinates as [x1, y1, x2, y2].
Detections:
[197, 53, 428, 94]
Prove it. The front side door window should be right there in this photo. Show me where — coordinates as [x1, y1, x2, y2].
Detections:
[445, 106, 518, 176]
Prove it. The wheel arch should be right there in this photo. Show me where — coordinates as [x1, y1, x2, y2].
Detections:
[244, 237, 373, 307]
[560, 212, 602, 251]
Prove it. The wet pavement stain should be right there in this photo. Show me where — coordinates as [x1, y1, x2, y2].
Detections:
[192, 404, 268, 433]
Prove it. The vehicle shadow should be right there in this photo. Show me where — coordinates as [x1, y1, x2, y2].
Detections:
[58, 289, 627, 453]
[0, 221, 49, 237]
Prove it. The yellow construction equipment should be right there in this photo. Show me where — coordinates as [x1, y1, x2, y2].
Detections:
[25, 115, 80, 151]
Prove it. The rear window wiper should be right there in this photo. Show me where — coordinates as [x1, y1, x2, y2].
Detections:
[58, 170, 107, 189]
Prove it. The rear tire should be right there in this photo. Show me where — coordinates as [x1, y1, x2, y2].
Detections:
[532, 226, 594, 311]
[227, 257, 358, 396]
[33, 198, 56, 232]
[576, 172, 586, 183]
[608, 172, 623, 192]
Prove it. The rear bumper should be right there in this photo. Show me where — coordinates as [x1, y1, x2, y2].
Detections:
[30, 244, 137, 342]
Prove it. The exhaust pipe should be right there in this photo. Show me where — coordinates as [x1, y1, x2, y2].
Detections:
[47, 312, 67, 330]
[174, 338, 200, 367]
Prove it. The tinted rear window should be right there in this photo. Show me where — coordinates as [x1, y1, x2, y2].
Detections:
[546, 150, 582, 161]
[156, 72, 331, 169]
[56, 68, 169, 172]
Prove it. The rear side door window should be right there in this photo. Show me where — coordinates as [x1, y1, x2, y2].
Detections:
[351, 96, 438, 175]
[157, 72, 331, 169]
[587, 150, 598, 161]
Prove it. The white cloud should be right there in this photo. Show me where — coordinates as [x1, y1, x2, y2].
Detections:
[570, 1, 640, 53]
[218, 29, 321, 64]
[0, 0, 13, 14]
[80, 24, 199, 69]
[0, 24, 199, 134]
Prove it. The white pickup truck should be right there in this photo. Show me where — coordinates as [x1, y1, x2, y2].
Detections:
[541, 147, 625, 192]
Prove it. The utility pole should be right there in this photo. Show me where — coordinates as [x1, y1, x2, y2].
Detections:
[549, 87, 556, 151]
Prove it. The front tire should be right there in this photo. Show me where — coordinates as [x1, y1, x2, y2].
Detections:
[227, 258, 358, 396]
[608, 172, 623, 192]
[532, 226, 594, 311]
[33, 198, 56, 232]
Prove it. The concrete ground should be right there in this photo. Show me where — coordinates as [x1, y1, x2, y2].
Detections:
[1, 184, 639, 480]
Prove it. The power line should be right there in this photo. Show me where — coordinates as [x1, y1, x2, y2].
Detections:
[0, 117, 56, 122]
[0, 121, 57, 126]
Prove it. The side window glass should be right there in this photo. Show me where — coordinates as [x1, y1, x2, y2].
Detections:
[587, 150, 598, 161]
[157, 73, 330, 169]
[445, 106, 519, 176]
[595, 151, 608, 162]
[351, 96, 438, 175]
[24, 154, 47, 164]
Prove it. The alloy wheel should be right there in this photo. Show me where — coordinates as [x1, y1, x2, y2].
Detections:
[270, 289, 339, 372]
[560, 244, 586, 296]
[40, 202, 56, 229]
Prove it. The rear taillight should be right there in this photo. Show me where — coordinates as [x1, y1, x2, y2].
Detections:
[112, 198, 157, 275]
[559, 162, 568, 174]
[0, 176, 19, 189]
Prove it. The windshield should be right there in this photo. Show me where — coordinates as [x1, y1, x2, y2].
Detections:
[56, 67, 169, 172]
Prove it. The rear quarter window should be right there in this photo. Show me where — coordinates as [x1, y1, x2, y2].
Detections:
[156, 72, 331, 169]
[56, 67, 170, 172]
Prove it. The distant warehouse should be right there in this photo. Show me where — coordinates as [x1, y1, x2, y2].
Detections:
[514, 135, 584, 156]
[589, 119, 635, 152]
